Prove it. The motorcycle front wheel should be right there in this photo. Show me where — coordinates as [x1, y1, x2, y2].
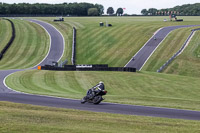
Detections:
[93, 96, 103, 104]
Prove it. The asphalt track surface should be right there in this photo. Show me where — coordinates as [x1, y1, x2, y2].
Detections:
[1, 20, 200, 121]
[125, 25, 200, 70]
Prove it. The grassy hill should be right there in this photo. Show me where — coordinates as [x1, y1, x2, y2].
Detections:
[0, 18, 12, 52]
[6, 70, 200, 111]
[162, 30, 200, 77]
[39, 16, 200, 67]
[0, 19, 49, 69]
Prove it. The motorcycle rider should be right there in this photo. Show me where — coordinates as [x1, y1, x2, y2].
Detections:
[85, 81, 105, 100]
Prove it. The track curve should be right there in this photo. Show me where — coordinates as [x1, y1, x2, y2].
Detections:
[1, 21, 200, 120]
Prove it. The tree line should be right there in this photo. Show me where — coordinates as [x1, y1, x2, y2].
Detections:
[0, 2, 104, 16]
[141, 3, 200, 16]
[107, 7, 124, 16]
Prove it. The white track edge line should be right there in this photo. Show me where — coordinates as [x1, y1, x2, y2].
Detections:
[139, 30, 173, 71]
[35, 20, 65, 62]
[124, 27, 163, 67]
[29, 20, 52, 69]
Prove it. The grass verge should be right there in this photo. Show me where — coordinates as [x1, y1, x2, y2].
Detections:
[162, 30, 200, 77]
[0, 19, 49, 69]
[1, 101, 200, 133]
[0, 18, 12, 52]
[6, 70, 200, 111]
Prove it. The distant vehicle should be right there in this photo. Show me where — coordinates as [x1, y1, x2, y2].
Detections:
[54, 17, 64, 22]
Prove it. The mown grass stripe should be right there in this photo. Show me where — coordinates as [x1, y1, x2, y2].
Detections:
[0, 20, 25, 68]
[0, 19, 49, 69]
[15, 21, 49, 68]
[54, 72, 81, 94]
[0, 20, 32, 68]
[32, 70, 58, 94]
[10, 21, 35, 68]
[0, 19, 12, 51]
[162, 30, 200, 77]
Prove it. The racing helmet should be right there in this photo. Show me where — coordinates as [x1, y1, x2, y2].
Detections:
[99, 81, 103, 84]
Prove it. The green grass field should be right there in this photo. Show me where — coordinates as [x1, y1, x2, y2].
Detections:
[6, 70, 200, 111]
[0, 19, 12, 52]
[3, 16, 200, 132]
[1, 101, 200, 133]
[0, 19, 49, 69]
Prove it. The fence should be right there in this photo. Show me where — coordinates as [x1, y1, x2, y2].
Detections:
[157, 28, 200, 72]
[0, 18, 15, 60]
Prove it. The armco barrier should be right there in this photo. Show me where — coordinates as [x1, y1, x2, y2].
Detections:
[157, 28, 200, 72]
[0, 18, 15, 60]
[71, 27, 76, 65]
[40, 64, 136, 72]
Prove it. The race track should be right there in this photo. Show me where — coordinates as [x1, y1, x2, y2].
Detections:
[1, 20, 200, 120]
[125, 25, 200, 70]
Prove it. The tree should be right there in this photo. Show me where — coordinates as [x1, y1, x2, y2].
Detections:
[116, 8, 123, 16]
[88, 8, 99, 16]
[95, 4, 104, 15]
[148, 8, 157, 15]
[107, 7, 114, 15]
[141, 9, 148, 15]
[0, 2, 104, 16]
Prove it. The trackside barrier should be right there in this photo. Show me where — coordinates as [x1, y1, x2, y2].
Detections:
[71, 27, 76, 65]
[0, 18, 15, 60]
[157, 28, 200, 72]
[58, 59, 68, 67]
[39, 64, 136, 72]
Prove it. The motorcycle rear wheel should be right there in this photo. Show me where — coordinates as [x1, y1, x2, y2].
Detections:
[81, 97, 87, 104]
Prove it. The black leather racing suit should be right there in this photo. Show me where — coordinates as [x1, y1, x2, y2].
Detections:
[86, 83, 105, 99]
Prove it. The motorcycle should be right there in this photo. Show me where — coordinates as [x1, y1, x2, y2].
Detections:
[81, 89, 107, 104]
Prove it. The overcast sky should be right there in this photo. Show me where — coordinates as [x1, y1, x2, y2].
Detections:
[1, 0, 200, 14]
